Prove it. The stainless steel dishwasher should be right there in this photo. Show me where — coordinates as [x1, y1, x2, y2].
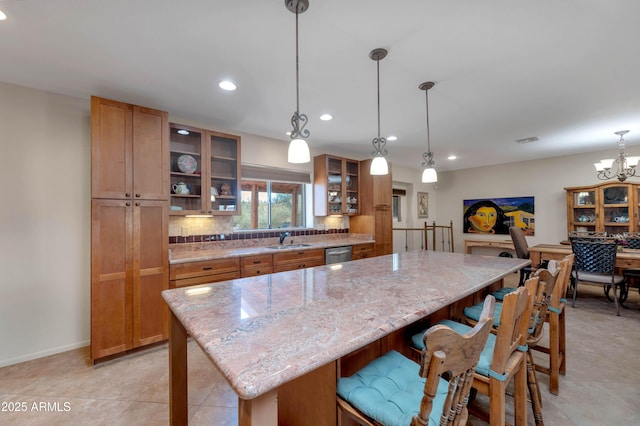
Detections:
[325, 246, 352, 264]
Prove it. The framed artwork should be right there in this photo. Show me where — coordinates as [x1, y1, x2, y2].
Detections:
[417, 192, 429, 218]
[463, 196, 535, 235]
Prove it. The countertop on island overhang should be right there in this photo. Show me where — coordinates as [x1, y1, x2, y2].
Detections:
[169, 235, 375, 264]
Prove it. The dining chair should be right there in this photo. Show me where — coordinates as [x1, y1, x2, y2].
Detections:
[337, 295, 495, 426]
[531, 254, 574, 395]
[618, 233, 640, 304]
[413, 284, 534, 426]
[570, 238, 624, 316]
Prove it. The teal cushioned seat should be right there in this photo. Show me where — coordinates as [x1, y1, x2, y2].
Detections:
[337, 350, 448, 426]
[491, 286, 517, 301]
[463, 302, 503, 328]
[412, 320, 496, 378]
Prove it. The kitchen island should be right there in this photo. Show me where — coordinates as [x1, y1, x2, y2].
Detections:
[162, 250, 529, 425]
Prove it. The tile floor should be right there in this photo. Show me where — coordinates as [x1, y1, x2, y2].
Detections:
[1, 275, 639, 425]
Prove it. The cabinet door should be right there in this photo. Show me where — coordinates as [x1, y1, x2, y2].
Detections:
[374, 206, 393, 256]
[91, 199, 133, 360]
[169, 124, 206, 214]
[91, 97, 133, 199]
[132, 106, 169, 200]
[600, 184, 632, 235]
[132, 200, 168, 347]
[567, 188, 597, 233]
[208, 131, 241, 215]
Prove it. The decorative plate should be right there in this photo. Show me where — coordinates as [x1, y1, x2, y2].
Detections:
[177, 154, 197, 174]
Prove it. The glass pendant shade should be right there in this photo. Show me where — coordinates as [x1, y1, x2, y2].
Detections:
[288, 138, 310, 163]
[370, 156, 389, 175]
[422, 166, 438, 183]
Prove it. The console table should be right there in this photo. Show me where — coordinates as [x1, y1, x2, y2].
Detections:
[464, 238, 515, 254]
[163, 251, 529, 425]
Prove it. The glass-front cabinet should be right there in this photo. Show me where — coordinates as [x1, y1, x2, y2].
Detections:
[169, 123, 241, 216]
[565, 182, 638, 236]
[313, 154, 359, 216]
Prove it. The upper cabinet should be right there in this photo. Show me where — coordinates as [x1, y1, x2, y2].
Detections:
[565, 182, 640, 235]
[169, 123, 241, 215]
[91, 97, 169, 200]
[313, 154, 359, 216]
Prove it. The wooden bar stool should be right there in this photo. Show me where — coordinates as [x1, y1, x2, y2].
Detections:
[532, 254, 574, 395]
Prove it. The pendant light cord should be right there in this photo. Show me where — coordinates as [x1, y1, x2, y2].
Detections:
[377, 58, 381, 140]
[295, 9, 300, 115]
[425, 88, 431, 153]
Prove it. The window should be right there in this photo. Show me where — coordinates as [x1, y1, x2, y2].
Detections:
[392, 195, 401, 221]
[233, 165, 311, 230]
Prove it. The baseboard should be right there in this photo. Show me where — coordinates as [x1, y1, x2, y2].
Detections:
[0, 340, 90, 368]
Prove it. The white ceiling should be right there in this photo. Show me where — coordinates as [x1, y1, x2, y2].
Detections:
[2, 0, 640, 172]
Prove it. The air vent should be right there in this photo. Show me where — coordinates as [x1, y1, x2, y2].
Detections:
[515, 136, 539, 144]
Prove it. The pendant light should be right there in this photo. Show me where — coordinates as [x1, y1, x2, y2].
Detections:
[286, 0, 311, 164]
[420, 81, 437, 183]
[369, 48, 389, 175]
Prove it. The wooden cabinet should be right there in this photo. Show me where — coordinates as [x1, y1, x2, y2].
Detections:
[91, 96, 169, 362]
[170, 257, 240, 288]
[352, 243, 375, 260]
[169, 123, 241, 215]
[566, 182, 640, 236]
[241, 254, 274, 277]
[91, 97, 169, 200]
[91, 199, 168, 360]
[273, 249, 325, 272]
[314, 155, 359, 216]
[350, 159, 393, 256]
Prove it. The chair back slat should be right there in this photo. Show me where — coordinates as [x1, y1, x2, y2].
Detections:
[413, 295, 495, 426]
[529, 267, 561, 342]
[490, 281, 535, 375]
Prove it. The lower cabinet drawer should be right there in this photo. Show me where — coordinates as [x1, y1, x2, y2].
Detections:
[170, 270, 240, 288]
[170, 258, 240, 281]
[274, 258, 324, 273]
[241, 266, 274, 278]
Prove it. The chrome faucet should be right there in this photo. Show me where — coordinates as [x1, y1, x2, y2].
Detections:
[279, 231, 290, 245]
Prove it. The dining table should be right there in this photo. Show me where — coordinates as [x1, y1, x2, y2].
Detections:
[529, 243, 640, 270]
[162, 250, 529, 425]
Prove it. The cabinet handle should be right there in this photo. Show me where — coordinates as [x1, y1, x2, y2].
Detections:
[135, 202, 140, 206]
[253, 260, 261, 264]
[125, 202, 131, 207]
[135, 193, 141, 198]
[125, 193, 131, 198]
[202, 267, 213, 271]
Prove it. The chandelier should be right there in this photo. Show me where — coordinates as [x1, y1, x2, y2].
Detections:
[420, 82, 437, 183]
[286, 0, 311, 164]
[369, 48, 389, 176]
[594, 130, 639, 182]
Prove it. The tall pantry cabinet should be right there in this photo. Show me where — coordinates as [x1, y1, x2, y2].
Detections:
[90, 96, 169, 361]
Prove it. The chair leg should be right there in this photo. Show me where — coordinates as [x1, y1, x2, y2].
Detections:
[571, 278, 578, 308]
[612, 284, 620, 316]
[489, 379, 507, 426]
[559, 309, 566, 376]
[514, 358, 528, 426]
[548, 312, 560, 395]
[519, 269, 526, 287]
[527, 351, 544, 425]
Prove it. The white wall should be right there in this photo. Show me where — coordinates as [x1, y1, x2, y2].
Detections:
[0, 82, 91, 366]
[0, 81, 632, 366]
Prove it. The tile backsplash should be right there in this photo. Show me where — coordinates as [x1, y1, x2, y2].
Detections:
[168, 215, 350, 244]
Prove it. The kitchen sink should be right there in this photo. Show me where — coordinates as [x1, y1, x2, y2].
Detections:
[266, 244, 313, 250]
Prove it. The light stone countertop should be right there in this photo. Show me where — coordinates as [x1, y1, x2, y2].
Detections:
[162, 250, 529, 400]
[169, 235, 375, 264]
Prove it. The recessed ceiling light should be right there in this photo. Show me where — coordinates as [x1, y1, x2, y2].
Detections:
[219, 80, 237, 91]
[177, 129, 190, 135]
[0, 9, 6, 20]
[387, 135, 398, 141]
[448, 155, 457, 160]
[320, 114, 333, 121]
[515, 136, 539, 144]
